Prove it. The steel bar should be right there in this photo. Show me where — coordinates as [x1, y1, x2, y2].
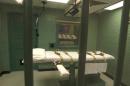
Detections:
[78, 0, 89, 86]
[114, 0, 130, 86]
[69, 64, 76, 86]
[23, 0, 33, 86]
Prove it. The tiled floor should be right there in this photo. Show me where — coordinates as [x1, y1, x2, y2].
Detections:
[0, 70, 105, 86]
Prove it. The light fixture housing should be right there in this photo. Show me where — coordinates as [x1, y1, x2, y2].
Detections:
[105, 1, 124, 10]
[15, 0, 23, 4]
[47, 0, 69, 3]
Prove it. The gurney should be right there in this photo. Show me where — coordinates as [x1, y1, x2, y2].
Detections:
[29, 48, 114, 77]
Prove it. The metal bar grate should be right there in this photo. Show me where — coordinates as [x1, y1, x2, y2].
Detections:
[78, 0, 89, 86]
[114, 0, 130, 86]
[24, 0, 33, 86]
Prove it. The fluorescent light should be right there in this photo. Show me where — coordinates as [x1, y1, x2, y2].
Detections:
[15, 0, 23, 4]
[47, 0, 69, 3]
[105, 1, 124, 10]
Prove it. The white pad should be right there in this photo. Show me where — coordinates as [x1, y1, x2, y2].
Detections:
[85, 63, 107, 75]
[56, 64, 70, 77]
[33, 48, 45, 62]
[100, 73, 114, 86]
[32, 49, 114, 63]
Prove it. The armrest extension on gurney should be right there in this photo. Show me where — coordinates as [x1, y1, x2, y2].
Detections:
[100, 73, 127, 86]
[56, 64, 70, 77]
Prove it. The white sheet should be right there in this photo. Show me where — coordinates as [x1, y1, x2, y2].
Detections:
[32, 48, 46, 62]
[32, 49, 114, 63]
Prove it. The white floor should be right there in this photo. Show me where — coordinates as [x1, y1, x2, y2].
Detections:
[0, 70, 65, 86]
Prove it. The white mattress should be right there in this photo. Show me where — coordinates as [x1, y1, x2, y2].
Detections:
[32, 48, 114, 63]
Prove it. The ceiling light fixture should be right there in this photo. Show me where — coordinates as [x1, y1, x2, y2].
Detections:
[105, 1, 124, 10]
[15, 0, 23, 4]
[47, 0, 69, 3]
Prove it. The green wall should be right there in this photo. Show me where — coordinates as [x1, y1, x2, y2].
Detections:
[8, 13, 25, 70]
[0, 4, 40, 71]
[0, 4, 27, 71]
[97, 9, 130, 85]
[38, 8, 98, 51]
[8, 13, 38, 70]
[0, 9, 10, 72]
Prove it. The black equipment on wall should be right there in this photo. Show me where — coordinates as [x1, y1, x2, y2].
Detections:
[33, 0, 47, 48]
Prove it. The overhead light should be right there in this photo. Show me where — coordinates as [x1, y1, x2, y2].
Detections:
[105, 1, 124, 10]
[15, 0, 23, 4]
[65, 6, 79, 16]
[47, 0, 69, 3]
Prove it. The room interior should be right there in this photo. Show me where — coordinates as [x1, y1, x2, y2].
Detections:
[0, 0, 130, 86]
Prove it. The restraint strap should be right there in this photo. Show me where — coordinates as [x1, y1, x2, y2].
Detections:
[87, 52, 96, 61]
[54, 51, 64, 63]
[64, 51, 74, 64]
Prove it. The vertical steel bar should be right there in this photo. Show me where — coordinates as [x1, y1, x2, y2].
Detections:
[114, 0, 130, 86]
[78, 0, 89, 86]
[69, 64, 76, 86]
[23, 0, 33, 86]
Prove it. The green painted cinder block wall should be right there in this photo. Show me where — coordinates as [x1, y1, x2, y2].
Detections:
[0, 9, 10, 72]
[38, 8, 98, 51]
[97, 9, 130, 85]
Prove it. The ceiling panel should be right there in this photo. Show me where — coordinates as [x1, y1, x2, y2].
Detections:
[0, 0, 122, 13]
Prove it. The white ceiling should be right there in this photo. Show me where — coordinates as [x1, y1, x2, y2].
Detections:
[0, 0, 68, 8]
[89, 0, 121, 13]
[0, 0, 122, 14]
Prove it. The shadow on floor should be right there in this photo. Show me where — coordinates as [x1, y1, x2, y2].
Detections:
[60, 74, 105, 86]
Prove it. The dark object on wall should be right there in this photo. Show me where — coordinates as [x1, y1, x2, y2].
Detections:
[49, 43, 55, 48]
[36, 29, 39, 37]
[41, 0, 47, 5]
[20, 59, 24, 65]
[38, 0, 47, 17]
